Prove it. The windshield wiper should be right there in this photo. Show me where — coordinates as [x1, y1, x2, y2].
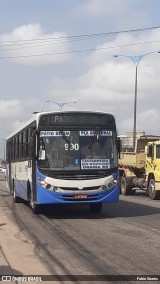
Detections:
[60, 130, 71, 147]
[59, 130, 72, 163]
[88, 126, 100, 150]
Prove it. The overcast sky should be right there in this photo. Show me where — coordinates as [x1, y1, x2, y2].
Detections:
[1, 0, 160, 156]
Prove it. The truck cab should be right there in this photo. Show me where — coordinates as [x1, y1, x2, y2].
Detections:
[145, 140, 160, 200]
[119, 135, 160, 200]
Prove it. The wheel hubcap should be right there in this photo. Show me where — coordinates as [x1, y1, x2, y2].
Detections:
[149, 182, 155, 195]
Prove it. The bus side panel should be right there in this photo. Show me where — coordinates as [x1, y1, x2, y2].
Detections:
[11, 161, 32, 201]
[14, 179, 27, 199]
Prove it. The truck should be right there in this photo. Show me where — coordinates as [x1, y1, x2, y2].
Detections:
[119, 135, 160, 200]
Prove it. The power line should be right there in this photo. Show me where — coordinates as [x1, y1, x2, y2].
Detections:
[0, 25, 160, 47]
[0, 25, 159, 60]
[0, 39, 159, 60]
[0, 38, 160, 53]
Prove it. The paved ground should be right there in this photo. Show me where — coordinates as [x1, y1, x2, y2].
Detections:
[1, 174, 160, 283]
[0, 176, 50, 283]
[0, 247, 13, 275]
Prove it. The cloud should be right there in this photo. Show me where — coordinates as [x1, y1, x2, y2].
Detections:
[2, 26, 160, 139]
[0, 100, 22, 138]
[0, 98, 41, 135]
[76, 0, 128, 17]
[0, 24, 72, 66]
[47, 28, 160, 135]
[0, 99, 21, 119]
[137, 109, 160, 134]
[75, 0, 150, 27]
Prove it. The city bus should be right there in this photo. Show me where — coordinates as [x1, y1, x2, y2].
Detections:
[6, 111, 120, 214]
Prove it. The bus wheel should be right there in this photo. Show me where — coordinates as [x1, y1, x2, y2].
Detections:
[89, 203, 102, 214]
[31, 203, 40, 214]
[148, 179, 160, 200]
[28, 190, 40, 214]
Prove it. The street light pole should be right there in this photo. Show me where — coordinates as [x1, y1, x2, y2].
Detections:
[133, 64, 138, 152]
[112, 52, 153, 151]
[46, 100, 77, 111]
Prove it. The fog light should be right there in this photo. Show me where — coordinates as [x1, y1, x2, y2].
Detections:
[102, 185, 107, 190]
[53, 186, 58, 192]
[108, 182, 113, 189]
[46, 183, 51, 189]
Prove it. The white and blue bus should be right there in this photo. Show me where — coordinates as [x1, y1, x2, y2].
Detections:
[6, 111, 120, 214]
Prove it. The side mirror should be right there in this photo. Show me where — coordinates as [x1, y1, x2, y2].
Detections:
[38, 149, 46, 160]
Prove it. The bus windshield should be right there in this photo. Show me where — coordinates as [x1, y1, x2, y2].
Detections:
[38, 130, 118, 170]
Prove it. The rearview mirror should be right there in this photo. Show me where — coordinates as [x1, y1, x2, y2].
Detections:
[38, 149, 46, 160]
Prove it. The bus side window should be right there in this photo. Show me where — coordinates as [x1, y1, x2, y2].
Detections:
[8, 140, 10, 162]
[28, 128, 32, 158]
[18, 134, 21, 159]
[15, 136, 18, 160]
[26, 129, 29, 158]
[13, 137, 16, 161]
[22, 130, 26, 158]
[11, 139, 13, 161]
[28, 125, 36, 158]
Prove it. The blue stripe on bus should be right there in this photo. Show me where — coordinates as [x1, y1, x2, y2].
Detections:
[13, 168, 119, 204]
[36, 169, 119, 204]
[36, 185, 119, 204]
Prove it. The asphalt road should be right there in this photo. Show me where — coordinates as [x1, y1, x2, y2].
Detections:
[0, 174, 160, 282]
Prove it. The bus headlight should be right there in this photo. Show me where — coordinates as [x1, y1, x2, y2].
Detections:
[37, 177, 58, 192]
[102, 176, 118, 190]
[53, 186, 58, 192]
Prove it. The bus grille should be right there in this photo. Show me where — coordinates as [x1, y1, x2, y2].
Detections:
[60, 194, 100, 202]
[60, 186, 100, 191]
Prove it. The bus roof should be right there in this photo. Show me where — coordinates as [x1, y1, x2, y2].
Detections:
[6, 110, 115, 140]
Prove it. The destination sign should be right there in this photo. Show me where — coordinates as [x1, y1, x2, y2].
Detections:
[39, 112, 115, 126]
[40, 131, 70, 137]
[80, 130, 112, 136]
[81, 159, 110, 169]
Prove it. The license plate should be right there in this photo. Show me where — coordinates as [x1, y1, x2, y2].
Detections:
[74, 194, 88, 199]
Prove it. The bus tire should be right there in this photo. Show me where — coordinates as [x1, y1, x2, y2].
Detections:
[89, 203, 102, 214]
[148, 179, 160, 200]
[28, 186, 40, 214]
[31, 203, 40, 214]
[29, 198, 40, 214]
[9, 180, 13, 194]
